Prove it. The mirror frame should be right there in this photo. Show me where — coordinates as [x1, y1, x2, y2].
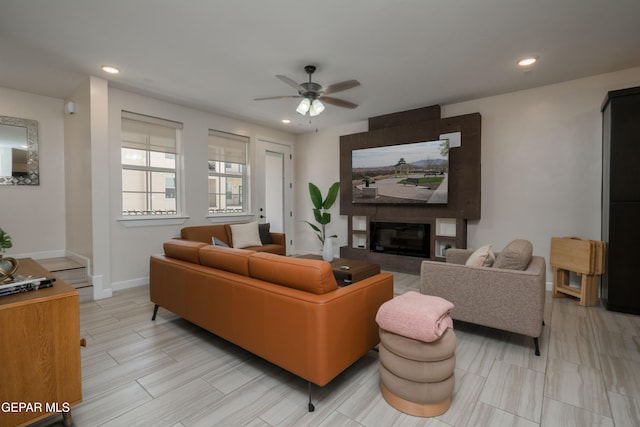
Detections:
[0, 115, 39, 185]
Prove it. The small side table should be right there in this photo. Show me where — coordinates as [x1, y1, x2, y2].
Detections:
[550, 237, 606, 306]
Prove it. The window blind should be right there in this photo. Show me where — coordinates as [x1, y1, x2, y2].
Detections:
[208, 130, 248, 164]
[121, 112, 182, 154]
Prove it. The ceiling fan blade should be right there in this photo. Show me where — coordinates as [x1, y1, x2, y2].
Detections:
[321, 97, 358, 109]
[323, 79, 360, 95]
[276, 75, 302, 90]
[254, 95, 299, 101]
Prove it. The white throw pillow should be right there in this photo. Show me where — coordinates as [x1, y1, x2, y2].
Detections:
[230, 222, 263, 249]
[465, 244, 495, 267]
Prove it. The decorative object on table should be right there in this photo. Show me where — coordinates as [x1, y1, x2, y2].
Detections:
[0, 274, 56, 297]
[304, 182, 340, 261]
[0, 227, 18, 282]
[322, 237, 334, 262]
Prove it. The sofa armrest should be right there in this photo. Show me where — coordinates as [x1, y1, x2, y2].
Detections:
[420, 257, 546, 338]
[269, 232, 286, 248]
[445, 248, 474, 265]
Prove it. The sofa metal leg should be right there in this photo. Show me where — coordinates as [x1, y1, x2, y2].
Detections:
[533, 337, 540, 356]
[151, 304, 159, 321]
[308, 382, 315, 412]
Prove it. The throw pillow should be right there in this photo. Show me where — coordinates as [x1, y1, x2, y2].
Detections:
[211, 236, 229, 247]
[230, 222, 263, 249]
[494, 239, 533, 270]
[465, 244, 495, 267]
[258, 223, 273, 244]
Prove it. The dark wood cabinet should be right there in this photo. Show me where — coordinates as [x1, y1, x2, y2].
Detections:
[601, 86, 640, 314]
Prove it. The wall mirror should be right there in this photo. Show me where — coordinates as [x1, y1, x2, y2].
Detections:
[0, 115, 39, 185]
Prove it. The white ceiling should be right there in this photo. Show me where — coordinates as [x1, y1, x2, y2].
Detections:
[1, 0, 640, 134]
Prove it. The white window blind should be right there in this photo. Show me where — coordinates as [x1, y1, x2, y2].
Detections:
[121, 111, 182, 217]
[208, 130, 248, 163]
[207, 129, 249, 215]
[122, 111, 182, 154]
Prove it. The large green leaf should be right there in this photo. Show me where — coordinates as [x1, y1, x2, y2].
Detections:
[313, 209, 331, 225]
[319, 212, 331, 225]
[304, 221, 321, 233]
[323, 182, 340, 209]
[308, 183, 323, 210]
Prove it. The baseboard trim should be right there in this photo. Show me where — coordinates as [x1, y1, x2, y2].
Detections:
[112, 277, 149, 292]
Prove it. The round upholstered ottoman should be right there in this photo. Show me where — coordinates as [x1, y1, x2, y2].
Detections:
[375, 291, 456, 417]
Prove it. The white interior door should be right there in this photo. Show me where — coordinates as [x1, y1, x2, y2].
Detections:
[256, 138, 293, 254]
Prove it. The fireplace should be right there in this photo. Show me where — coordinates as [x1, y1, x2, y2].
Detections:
[370, 221, 430, 258]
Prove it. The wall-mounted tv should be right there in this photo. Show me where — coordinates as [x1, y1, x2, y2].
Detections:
[351, 139, 449, 204]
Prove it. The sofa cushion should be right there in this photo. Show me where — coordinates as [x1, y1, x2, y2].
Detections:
[258, 223, 273, 244]
[181, 225, 230, 246]
[248, 253, 338, 294]
[494, 239, 533, 270]
[211, 236, 229, 247]
[163, 239, 208, 264]
[230, 222, 263, 249]
[465, 244, 495, 267]
[199, 245, 255, 276]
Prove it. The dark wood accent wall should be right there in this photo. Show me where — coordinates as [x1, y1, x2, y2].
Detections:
[339, 105, 481, 273]
[340, 107, 481, 219]
[368, 105, 442, 130]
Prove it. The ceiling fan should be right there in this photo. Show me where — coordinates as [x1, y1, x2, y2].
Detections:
[254, 65, 360, 116]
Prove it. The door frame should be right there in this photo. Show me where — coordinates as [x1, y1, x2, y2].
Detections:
[255, 137, 294, 254]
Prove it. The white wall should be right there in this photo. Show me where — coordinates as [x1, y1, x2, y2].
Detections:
[64, 79, 93, 260]
[106, 88, 294, 290]
[295, 121, 367, 256]
[293, 66, 640, 279]
[0, 88, 66, 258]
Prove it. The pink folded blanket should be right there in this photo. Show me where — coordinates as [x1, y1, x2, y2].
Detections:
[375, 291, 454, 342]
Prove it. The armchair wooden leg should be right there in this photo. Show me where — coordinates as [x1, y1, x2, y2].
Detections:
[151, 304, 159, 321]
[533, 337, 540, 356]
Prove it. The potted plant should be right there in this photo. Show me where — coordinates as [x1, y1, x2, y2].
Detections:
[304, 182, 340, 261]
[0, 228, 12, 253]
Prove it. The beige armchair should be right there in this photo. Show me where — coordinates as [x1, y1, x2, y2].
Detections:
[420, 242, 546, 355]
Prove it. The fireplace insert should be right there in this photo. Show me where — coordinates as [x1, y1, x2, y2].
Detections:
[370, 221, 430, 258]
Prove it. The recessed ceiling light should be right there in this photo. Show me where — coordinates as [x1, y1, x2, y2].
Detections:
[101, 65, 120, 74]
[518, 57, 537, 67]
[281, 119, 291, 124]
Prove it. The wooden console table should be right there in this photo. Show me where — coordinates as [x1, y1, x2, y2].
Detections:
[0, 258, 82, 427]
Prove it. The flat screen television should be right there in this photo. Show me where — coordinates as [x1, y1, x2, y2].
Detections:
[351, 139, 449, 204]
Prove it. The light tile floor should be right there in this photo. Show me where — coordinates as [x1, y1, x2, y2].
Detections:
[33, 273, 640, 426]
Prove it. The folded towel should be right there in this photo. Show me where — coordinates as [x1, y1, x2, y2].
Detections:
[375, 291, 454, 342]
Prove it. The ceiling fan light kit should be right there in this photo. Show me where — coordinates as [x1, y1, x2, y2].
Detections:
[255, 64, 360, 117]
[309, 99, 325, 116]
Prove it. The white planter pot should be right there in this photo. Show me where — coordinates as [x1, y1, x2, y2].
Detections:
[322, 237, 334, 262]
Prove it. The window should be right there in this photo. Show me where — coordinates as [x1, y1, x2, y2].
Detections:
[121, 112, 182, 216]
[208, 130, 249, 215]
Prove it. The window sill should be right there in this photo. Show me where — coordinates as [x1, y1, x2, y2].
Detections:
[206, 213, 255, 224]
[117, 215, 190, 228]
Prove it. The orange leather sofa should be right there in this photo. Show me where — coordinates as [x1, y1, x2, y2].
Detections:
[150, 239, 394, 410]
[180, 224, 286, 255]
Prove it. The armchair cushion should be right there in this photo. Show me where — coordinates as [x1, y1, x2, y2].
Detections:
[493, 239, 533, 270]
[465, 244, 495, 267]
